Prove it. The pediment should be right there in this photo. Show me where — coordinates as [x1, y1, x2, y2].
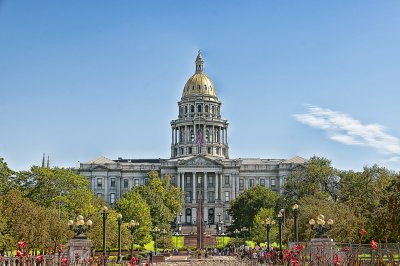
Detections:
[179, 156, 221, 166]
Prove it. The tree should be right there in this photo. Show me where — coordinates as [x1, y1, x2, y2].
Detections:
[251, 208, 278, 245]
[135, 171, 184, 229]
[283, 156, 339, 203]
[228, 185, 279, 230]
[0, 158, 14, 194]
[115, 189, 152, 245]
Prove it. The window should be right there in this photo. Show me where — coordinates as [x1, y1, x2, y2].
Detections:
[216, 147, 221, 155]
[205, 105, 209, 112]
[96, 193, 103, 198]
[170, 176, 176, 185]
[224, 191, 230, 202]
[185, 191, 192, 203]
[185, 208, 192, 224]
[224, 175, 230, 185]
[224, 210, 230, 221]
[211, 106, 215, 114]
[110, 178, 116, 188]
[271, 178, 276, 187]
[239, 179, 244, 190]
[97, 178, 103, 188]
[249, 179, 254, 188]
[208, 191, 214, 202]
[260, 178, 265, 187]
[180, 147, 183, 155]
[191, 105, 194, 112]
[208, 175, 214, 187]
[188, 147, 192, 154]
[123, 179, 129, 188]
[206, 130, 210, 142]
[134, 179, 140, 187]
[186, 176, 192, 185]
[190, 130, 194, 142]
[144, 178, 149, 185]
[197, 105, 202, 113]
[185, 106, 188, 113]
[110, 193, 116, 204]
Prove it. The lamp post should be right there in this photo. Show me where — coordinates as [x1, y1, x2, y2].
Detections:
[241, 227, 249, 243]
[68, 215, 93, 239]
[309, 214, 334, 238]
[128, 220, 139, 259]
[162, 229, 167, 253]
[292, 204, 299, 243]
[179, 212, 182, 225]
[261, 218, 275, 252]
[278, 212, 283, 258]
[153, 227, 160, 255]
[101, 206, 108, 258]
[117, 214, 122, 263]
[234, 229, 240, 241]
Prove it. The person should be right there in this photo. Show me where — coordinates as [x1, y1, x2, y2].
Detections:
[149, 251, 153, 264]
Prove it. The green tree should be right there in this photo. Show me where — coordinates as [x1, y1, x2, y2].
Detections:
[283, 156, 339, 203]
[251, 208, 278, 245]
[135, 171, 184, 229]
[115, 189, 152, 245]
[228, 185, 279, 230]
[0, 158, 14, 194]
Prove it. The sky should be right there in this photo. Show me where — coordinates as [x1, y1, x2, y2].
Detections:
[1, 1, 400, 172]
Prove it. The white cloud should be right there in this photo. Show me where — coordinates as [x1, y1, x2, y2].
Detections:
[293, 105, 400, 155]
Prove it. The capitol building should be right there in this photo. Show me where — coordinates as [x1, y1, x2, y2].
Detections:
[77, 52, 306, 227]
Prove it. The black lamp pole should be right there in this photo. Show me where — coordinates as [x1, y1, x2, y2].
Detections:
[129, 220, 139, 259]
[293, 204, 299, 243]
[162, 229, 167, 253]
[117, 214, 122, 263]
[153, 227, 160, 255]
[278, 212, 283, 258]
[102, 206, 108, 265]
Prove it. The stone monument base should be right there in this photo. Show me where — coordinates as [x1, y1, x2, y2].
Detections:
[68, 238, 93, 262]
[310, 238, 336, 265]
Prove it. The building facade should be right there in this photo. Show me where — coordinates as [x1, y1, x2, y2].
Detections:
[77, 52, 306, 227]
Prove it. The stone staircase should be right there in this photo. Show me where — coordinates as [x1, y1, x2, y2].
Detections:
[183, 235, 217, 247]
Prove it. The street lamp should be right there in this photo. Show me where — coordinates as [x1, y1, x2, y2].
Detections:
[292, 204, 299, 243]
[261, 218, 275, 252]
[309, 214, 334, 238]
[117, 214, 122, 263]
[241, 227, 249, 243]
[217, 213, 221, 223]
[128, 220, 139, 258]
[153, 227, 161, 255]
[179, 212, 182, 224]
[68, 215, 93, 239]
[161, 229, 167, 253]
[101, 206, 108, 258]
[278, 212, 283, 257]
[234, 229, 240, 241]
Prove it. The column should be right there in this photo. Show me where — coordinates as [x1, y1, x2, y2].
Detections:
[177, 172, 181, 188]
[215, 173, 219, 201]
[171, 128, 174, 144]
[235, 175, 239, 198]
[225, 127, 228, 144]
[204, 172, 208, 202]
[185, 125, 188, 143]
[182, 173, 185, 191]
[218, 173, 222, 200]
[192, 172, 196, 203]
[175, 127, 178, 145]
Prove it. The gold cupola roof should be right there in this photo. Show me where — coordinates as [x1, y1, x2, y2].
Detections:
[182, 51, 217, 97]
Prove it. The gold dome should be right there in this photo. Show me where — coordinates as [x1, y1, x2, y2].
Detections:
[182, 51, 217, 97]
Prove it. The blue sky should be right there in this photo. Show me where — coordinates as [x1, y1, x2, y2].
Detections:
[1, 1, 400, 172]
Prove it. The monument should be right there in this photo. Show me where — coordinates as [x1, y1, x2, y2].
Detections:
[67, 215, 93, 263]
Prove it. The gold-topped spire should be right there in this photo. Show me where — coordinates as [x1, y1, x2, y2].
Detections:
[182, 51, 217, 97]
[195, 50, 204, 73]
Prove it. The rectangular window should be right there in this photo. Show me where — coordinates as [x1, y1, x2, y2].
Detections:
[208, 176, 214, 187]
[185, 191, 192, 203]
[249, 179, 254, 188]
[271, 178, 276, 187]
[110, 193, 116, 204]
[224, 175, 230, 185]
[260, 178, 265, 187]
[224, 210, 230, 221]
[170, 176, 176, 185]
[123, 179, 129, 188]
[186, 176, 192, 185]
[96, 193, 103, 198]
[208, 191, 214, 203]
[239, 179, 244, 190]
[110, 178, 116, 188]
[134, 179, 140, 187]
[224, 191, 230, 202]
[97, 178, 103, 188]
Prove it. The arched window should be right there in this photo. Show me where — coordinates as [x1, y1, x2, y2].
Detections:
[185, 208, 192, 224]
[206, 130, 210, 142]
[208, 208, 215, 224]
[205, 105, 209, 113]
[191, 105, 194, 113]
[198, 105, 202, 113]
[211, 106, 215, 114]
[185, 106, 188, 114]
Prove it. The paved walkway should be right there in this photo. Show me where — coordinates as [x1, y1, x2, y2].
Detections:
[157, 255, 249, 265]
